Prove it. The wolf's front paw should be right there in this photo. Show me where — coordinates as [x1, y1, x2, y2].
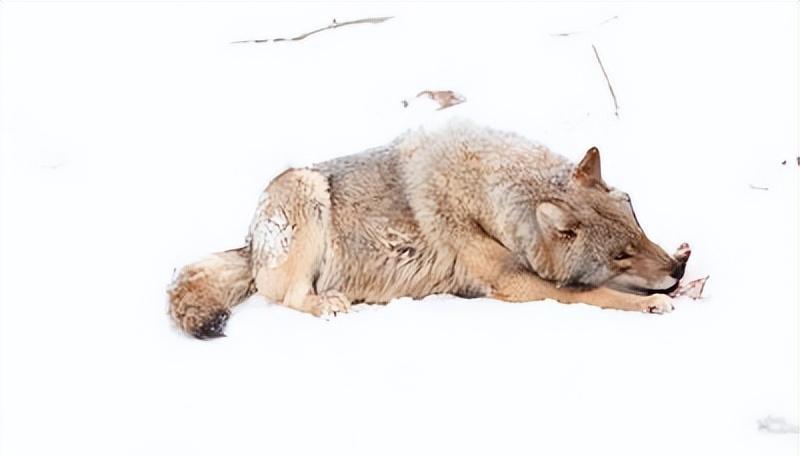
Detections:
[311, 290, 351, 317]
[639, 294, 674, 314]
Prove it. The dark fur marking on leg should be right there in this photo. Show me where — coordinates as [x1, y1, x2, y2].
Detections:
[453, 285, 486, 299]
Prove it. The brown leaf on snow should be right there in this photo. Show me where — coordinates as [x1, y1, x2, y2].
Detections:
[669, 275, 710, 299]
[416, 90, 467, 110]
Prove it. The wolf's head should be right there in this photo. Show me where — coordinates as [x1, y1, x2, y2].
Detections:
[528, 147, 685, 295]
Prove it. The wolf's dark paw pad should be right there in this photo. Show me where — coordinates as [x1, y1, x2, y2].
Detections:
[192, 310, 230, 339]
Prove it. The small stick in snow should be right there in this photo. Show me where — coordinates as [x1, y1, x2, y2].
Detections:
[231, 16, 393, 44]
[592, 44, 619, 118]
[749, 184, 769, 191]
[415, 90, 467, 110]
[551, 16, 619, 37]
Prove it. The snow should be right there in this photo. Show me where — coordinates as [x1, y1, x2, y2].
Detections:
[249, 192, 293, 270]
[760, 416, 800, 435]
[0, 2, 797, 455]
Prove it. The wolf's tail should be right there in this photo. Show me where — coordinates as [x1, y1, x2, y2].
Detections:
[167, 246, 256, 339]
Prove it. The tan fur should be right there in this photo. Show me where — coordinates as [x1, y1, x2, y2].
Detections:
[167, 121, 685, 338]
[167, 247, 255, 338]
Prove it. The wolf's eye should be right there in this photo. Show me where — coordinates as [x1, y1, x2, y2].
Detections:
[558, 229, 577, 240]
[613, 251, 632, 261]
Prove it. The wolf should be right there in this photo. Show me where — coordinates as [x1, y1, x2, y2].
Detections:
[168, 121, 689, 339]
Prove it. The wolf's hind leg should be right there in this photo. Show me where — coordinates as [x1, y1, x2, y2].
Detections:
[250, 169, 350, 317]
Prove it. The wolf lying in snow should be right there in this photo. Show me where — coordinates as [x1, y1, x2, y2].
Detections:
[168, 122, 689, 338]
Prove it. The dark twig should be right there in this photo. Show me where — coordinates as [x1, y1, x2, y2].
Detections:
[231, 16, 393, 44]
[592, 44, 619, 118]
[551, 16, 618, 37]
[749, 184, 769, 191]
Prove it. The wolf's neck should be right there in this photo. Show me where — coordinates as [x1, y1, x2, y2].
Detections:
[481, 159, 574, 257]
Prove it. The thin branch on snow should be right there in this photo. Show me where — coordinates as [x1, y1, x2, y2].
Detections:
[592, 44, 619, 118]
[231, 16, 393, 44]
[749, 184, 769, 191]
[551, 16, 619, 37]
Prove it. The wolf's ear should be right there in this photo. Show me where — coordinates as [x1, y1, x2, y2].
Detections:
[536, 202, 576, 235]
[574, 147, 604, 187]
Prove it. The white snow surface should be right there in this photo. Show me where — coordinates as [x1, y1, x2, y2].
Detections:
[249, 192, 293, 270]
[1, 3, 798, 455]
